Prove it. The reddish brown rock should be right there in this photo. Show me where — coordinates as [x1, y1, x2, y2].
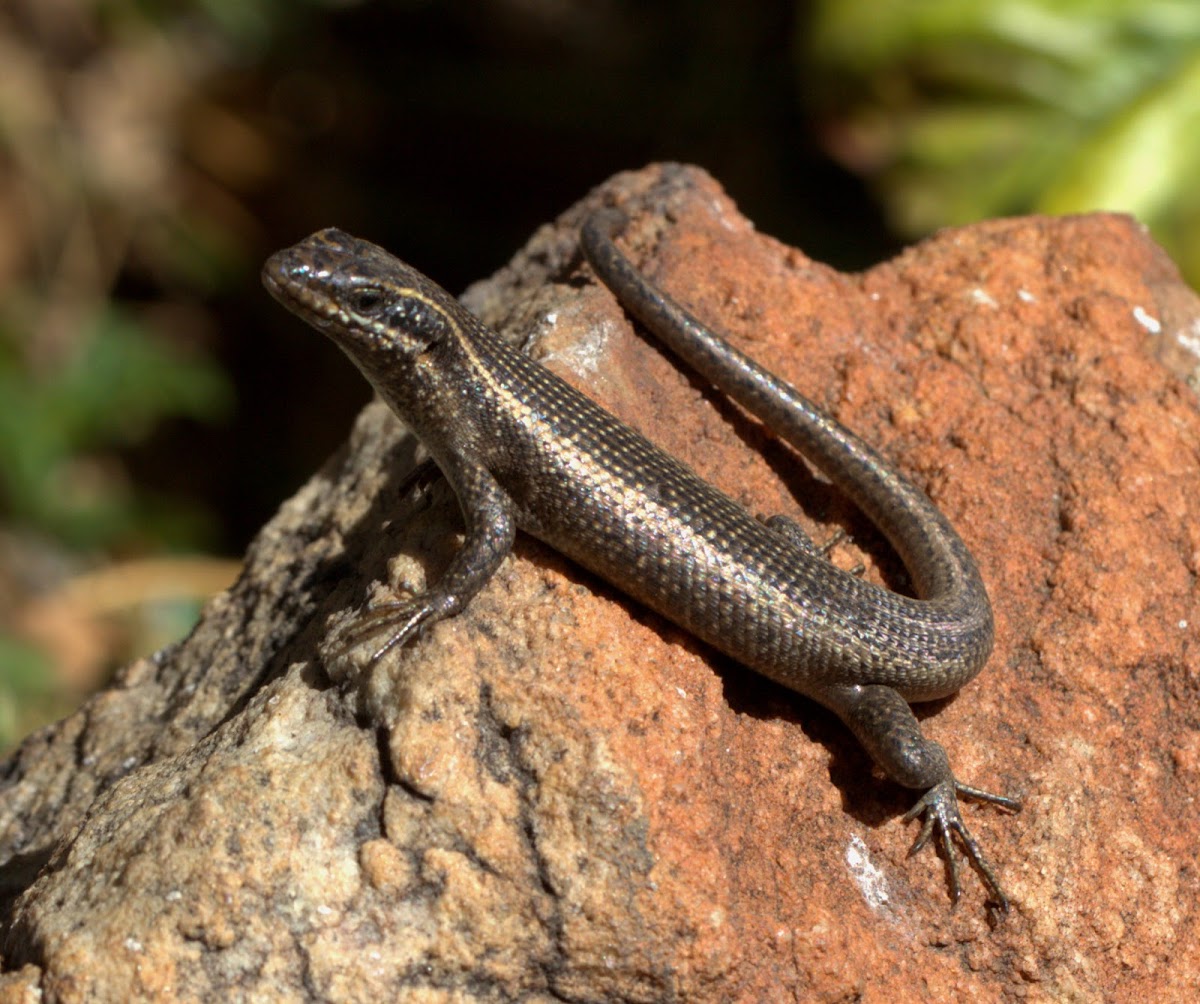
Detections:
[2, 164, 1199, 1001]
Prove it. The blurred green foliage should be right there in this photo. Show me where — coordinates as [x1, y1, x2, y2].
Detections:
[0, 0, 265, 751]
[805, 0, 1200, 284]
[0, 635, 56, 751]
[0, 305, 231, 549]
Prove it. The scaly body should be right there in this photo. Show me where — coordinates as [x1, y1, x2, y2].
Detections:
[262, 210, 1018, 909]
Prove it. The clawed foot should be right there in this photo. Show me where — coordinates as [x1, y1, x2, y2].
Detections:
[395, 456, 443, 505]
[329, 592, 454, 664]
[765, 517, 866, 575]
[904, 779, 1021, 911]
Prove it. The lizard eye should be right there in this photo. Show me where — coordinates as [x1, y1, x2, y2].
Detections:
[347, 286, 386, 315]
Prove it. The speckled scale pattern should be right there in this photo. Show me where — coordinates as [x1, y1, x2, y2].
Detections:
[262, 215, 1018, 909]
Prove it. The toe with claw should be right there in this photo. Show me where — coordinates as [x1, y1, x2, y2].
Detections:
[904, 778, 1021, 911]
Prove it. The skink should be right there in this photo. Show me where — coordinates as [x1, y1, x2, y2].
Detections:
[261, 210, 1019, 909]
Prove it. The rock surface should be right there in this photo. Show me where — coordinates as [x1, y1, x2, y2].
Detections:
[2, 164, 1199, 1002]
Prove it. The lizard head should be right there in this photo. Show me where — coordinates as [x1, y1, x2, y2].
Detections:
[262, 228, 492, 431]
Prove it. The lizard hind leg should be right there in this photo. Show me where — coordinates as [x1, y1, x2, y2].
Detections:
[904, 778, 1020, 910]
[763, 512, 818, 554]
[765, 514, 866, 575]
[820, 682, 1020, 908]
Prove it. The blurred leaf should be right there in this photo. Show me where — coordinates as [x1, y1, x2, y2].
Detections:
[0, 305, 233, 548]
[804, 0, 1200, 284]
[1038, 50, 1200, 219]
[0, 632, 60, 754]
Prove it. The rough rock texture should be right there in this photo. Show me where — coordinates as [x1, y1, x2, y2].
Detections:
[2, 164, 1199, 1002]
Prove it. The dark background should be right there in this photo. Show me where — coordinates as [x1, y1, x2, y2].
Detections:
[224, 0, 892, 549]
